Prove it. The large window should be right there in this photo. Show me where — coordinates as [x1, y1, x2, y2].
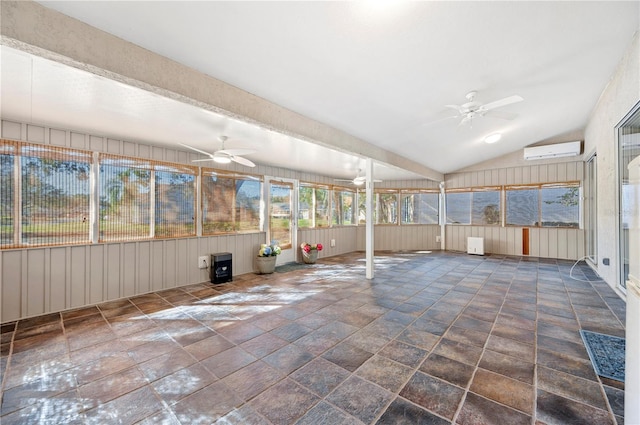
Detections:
[332, 187, 355, 225]
[377, 191, 398, 224]
[299, 183, 330, 228]
[155, 165, 197, 237]
[505, 183, 580, 228]
[446, 187, 501, 225]
[202, 170, 261, 234]
[401, 191, 439, 224]
[1, 141, 92, 248]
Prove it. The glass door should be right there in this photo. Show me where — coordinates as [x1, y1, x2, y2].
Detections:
[618, 103, 640, 290]
[267, 178, 297, 264]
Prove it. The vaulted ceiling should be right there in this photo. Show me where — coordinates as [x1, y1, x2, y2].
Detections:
[2, 1, 638, 182]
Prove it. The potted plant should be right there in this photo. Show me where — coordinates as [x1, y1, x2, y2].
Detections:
[256, 241, 281, 274]
[300, 242, 323, 264]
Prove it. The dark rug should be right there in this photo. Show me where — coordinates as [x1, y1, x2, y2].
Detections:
[580, 330, 625, 382]
[275, 262, 313, 273]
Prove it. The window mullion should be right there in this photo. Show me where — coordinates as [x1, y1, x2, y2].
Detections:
[149, 169, 156, 238]
[89, 152, 99, 244]
[14, 151, 21, 246]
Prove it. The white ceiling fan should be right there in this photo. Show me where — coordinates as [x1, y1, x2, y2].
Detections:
[430, 91, 524, 127]
[180, 136, 257, 167]
[335, 169, 382, 186]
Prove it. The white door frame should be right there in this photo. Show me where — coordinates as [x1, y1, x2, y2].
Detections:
[265, 176, 298, 264]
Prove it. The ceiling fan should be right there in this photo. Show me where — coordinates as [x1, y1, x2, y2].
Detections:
[335, 169, 382, 186]
[179, 136, 257, 167]
[431, 91, 524, 127]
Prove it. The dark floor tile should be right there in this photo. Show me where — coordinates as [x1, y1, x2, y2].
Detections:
[420, 353, 475, 388]
[290, 357, 350, 396]
[0, 371, 77, 416]
[78, 366, 147, 409]
[201, 346, 257, 378]
[249, 378, 320, 424]
[478, 349, 535, 384]
[442, 326, 488, 348]
[0, 389, 85, 425]
[295, 401, 362, 425]
[396, 327, 440, 351]
[326, 375, 394, 424]
[322, 341, 373, 372]
[536, 348, 597, 381]
[74, 351, 137, 385]
[171, 381, 243, 424]
[263, 344, 315, 374]
[537, 321, 583, 344]
[452, 315, 493, 333]
[222, 360, 283, 400]
[485, 334, 534, 363]
[240, 332, 288, 358]
[380, 339, 429, 368]
[271, 322, 313, 342]
[346, 329, 392, 353]
[537, 334, 589, 360]
[356, 355, 414, 392]
[137, 348, 196, 383]
[432, 338, 483, 367]
[491, 321, 535, 345]
[217, 405, 271, 425]
[215, 321, 265, 345]
[84, 385, 164, 425]
[375, 396, 450, 425]
[604, 385, 624, 419]
[457, 392, 531, 425]
[400, 371, 465, 420]
[537, 365, 608, 410]
[412, 318, 450, 336]
[184, 333, 235, 361]
[536, 389, 615, 425]
[470, 368, 533, 414]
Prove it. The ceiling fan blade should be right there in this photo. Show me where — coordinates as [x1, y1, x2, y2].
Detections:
[230, 155, 256, 167]
[218, 148, 257, 156]
[178, 143, 214, 158]
[444, 104, 465, 114]
[481, 95, 523, 111]
[191, 158, 215, 162]
[484, 110, 518, 120]
[458, 114, 473, 126]
[423, 114, 458, 127]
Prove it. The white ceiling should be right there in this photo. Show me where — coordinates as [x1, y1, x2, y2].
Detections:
[2, 1, 639, 181]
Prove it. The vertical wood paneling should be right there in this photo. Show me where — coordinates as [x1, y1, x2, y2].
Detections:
[70, 132, 86, 149]
[70, 246, 86, 308]
[106, 244, 120, 300]
[27, 125, 45, 143]
[123, 243, 137, 297]
[49, 248, 67, 312]
[1, 251, 22, 322]
[151, 242, 164, 291]
[530, 229, 540, 257]
[50, 128, 66, 146]
[90, 135, 104, 151]
[163, 240, 177, 288]
[138, 242, 151, 294]
[26, 250, 45, 317]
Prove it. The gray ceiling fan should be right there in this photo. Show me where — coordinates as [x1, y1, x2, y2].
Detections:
[335, 169, 382, 186]
[429, 91, 524, 127]
[180, 135, 257, 167]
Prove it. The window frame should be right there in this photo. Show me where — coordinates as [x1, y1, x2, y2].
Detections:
[504, 182, 581, 229]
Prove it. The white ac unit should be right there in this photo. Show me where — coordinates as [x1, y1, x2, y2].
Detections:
[523, 141, 581, 160]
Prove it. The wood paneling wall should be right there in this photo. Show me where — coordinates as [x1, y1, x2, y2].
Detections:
[445, 159, 585, 260]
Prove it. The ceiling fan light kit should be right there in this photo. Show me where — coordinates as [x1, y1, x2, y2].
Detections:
[484, 133, 502, 144]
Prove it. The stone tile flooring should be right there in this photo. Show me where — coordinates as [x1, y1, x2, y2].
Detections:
[0, 251, 626, 424]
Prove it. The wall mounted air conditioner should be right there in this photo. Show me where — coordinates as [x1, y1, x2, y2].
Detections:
[523, 141, 581, 160]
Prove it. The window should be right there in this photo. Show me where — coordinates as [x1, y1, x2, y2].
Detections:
[401, 191, 439, 224]
[377, 191, 398, 224]
[154, 165, 197, 237]
[100, 156, 152, 241]
[1, 141, 92, 248]
[505, 183, 580, 228]
[298, 183, 330, 228]
[202, 170, 261, 234]
[332, 187, 355, 225]
[446, 187, 501, 225]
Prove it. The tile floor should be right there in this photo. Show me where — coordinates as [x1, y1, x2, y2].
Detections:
[0, 251, 626, 424]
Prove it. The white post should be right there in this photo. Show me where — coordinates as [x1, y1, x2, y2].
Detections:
[365, 158, 374, 279]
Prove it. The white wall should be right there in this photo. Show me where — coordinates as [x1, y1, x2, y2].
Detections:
[584, 31, 640, 291]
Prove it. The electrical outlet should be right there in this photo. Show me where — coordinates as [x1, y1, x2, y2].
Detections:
[436, 235, 441, 243]
[331, 239, 336, 247]
[198, 256, 209, 269]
